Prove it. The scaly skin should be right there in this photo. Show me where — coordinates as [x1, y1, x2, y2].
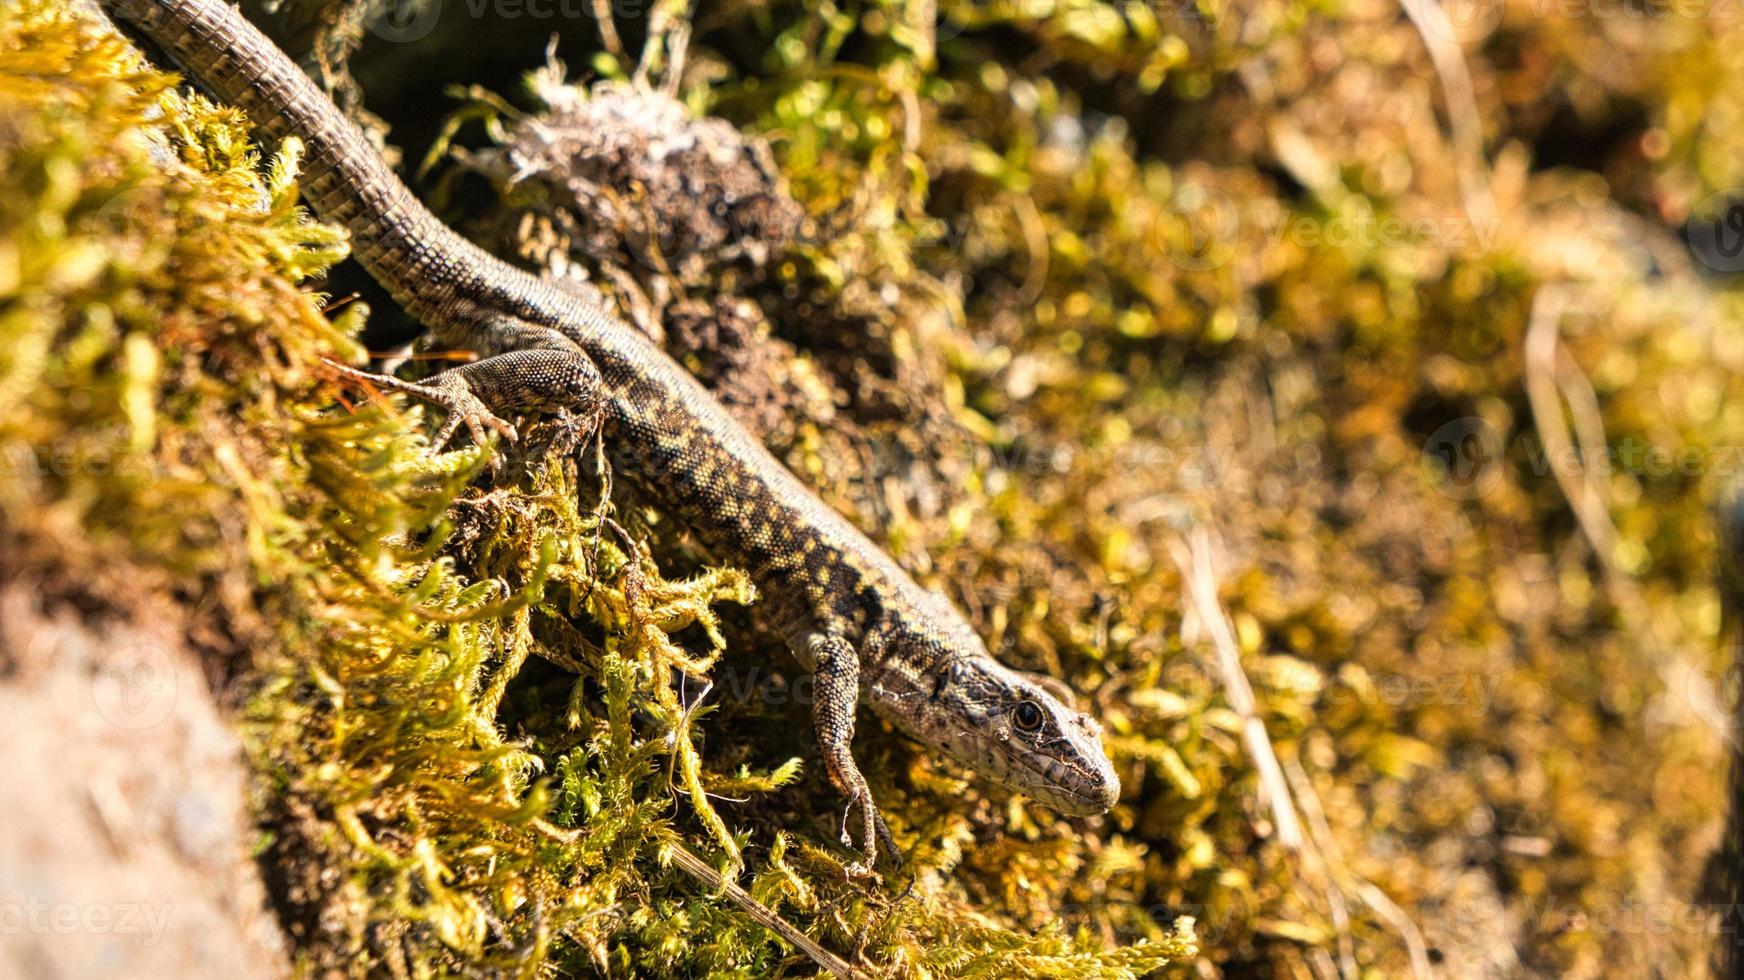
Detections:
[104, 0, 1120, 873]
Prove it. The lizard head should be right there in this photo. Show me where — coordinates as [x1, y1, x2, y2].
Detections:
[871, 649, 1121, 816]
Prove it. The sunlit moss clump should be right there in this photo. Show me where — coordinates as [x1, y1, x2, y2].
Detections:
[9, 0, 1744, 974]
[444, 0, 1741, 974]
[0, 0, 1196, 975]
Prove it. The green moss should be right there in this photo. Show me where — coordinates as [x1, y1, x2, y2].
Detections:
[8, 0, 1741, 975]
[1, 0, 1193, 975]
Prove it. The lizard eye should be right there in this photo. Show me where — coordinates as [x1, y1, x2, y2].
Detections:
[1012, 700, 1045, 733]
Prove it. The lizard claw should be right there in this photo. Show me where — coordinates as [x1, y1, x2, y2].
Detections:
[426, 385, 519, 451]
[839, 791, 902, 880]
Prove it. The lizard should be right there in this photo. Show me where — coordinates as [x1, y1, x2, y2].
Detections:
[101, 0, 1121, 875]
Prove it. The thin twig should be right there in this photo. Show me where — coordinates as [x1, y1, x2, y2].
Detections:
[1284, 758, 1435, 980]
[529, 821, 861, 978]
[589, 0, 626, 63]
[1167, 526, 1303, 851]
[1396, 0, 1497, 231]
[1522, 285, 1708, 948]
[1526, 286, 1730, 730]
[1524, 287, 1630, 598]
[666, 844, 864, 980]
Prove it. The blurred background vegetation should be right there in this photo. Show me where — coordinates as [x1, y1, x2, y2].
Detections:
[4, 0, 1744, 974]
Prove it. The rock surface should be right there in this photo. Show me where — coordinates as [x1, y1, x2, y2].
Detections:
[0, 582, 286, 979]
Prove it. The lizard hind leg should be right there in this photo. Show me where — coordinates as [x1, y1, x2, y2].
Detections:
[327, 318, 603, 453]
[809, 632, 904, 878]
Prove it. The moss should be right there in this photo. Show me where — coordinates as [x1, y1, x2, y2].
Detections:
[2, 0, 1193, 974]
[7, 0, 1742, 975]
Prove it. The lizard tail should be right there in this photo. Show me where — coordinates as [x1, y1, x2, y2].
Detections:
[100, 0, 513, 317]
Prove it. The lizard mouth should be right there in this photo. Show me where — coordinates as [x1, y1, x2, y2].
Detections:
[1007, 749, 1121, 815]
[1046, 774, 1122, 815]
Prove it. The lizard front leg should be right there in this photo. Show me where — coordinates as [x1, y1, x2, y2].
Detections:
[809, 632, 903, 877]
[328, 317, 602, 450]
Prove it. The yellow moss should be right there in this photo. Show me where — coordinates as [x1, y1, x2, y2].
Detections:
[8, 0, 1739, 974]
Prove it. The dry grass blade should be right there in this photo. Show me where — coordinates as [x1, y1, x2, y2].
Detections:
[1396, 0, 1497, 229]
[667, 845, 864, 980]
[1355, 882, 1435, 979]
[1523, 287, 1625, 594]
[530, 817, 863, 979]
[1168, 525, 1302, 851]
[1282, 758, 1435, 980]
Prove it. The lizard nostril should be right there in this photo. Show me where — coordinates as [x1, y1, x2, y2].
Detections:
[1094, 776, 1120, 810]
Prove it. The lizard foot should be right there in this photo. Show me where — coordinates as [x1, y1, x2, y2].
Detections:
[422, 378, 519, 451]
[324, 359, 519, 450]
[839, 790, 903, 880]
[540, 405, 603, 460]
[498, 406, 603, 479]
